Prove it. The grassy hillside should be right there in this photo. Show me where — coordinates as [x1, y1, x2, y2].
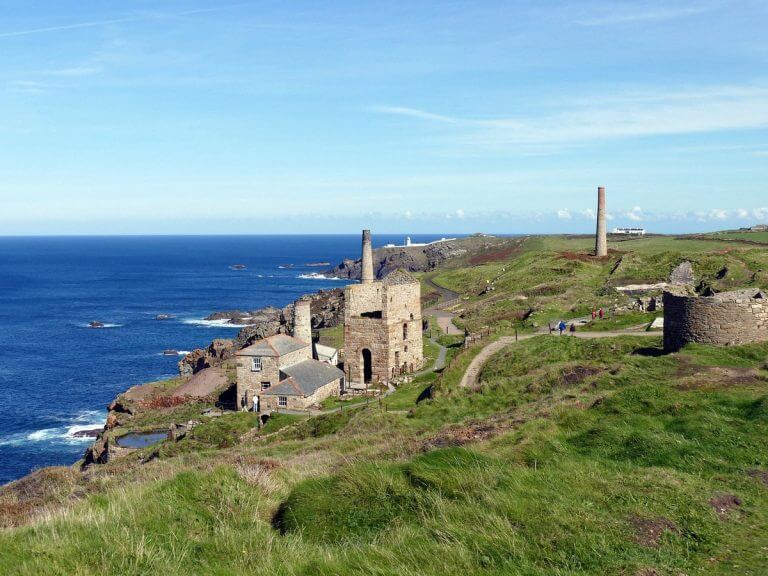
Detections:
[431, 235, 768, 332]
[1, 235, 767, 575]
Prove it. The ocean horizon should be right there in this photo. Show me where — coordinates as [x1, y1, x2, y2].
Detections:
[0, 234, 459, 484]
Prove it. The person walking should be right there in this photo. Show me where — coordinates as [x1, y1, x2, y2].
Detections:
[558, 320, 567, 335]
[599, 308, 605, 320]
[591, 310, 597, 320]
[569, 323, 576, 336]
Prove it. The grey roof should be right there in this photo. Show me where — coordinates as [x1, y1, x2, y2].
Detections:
[382, 268, 418, 285]
[261, 359, 344, 397]
[236, 334, 309, 357]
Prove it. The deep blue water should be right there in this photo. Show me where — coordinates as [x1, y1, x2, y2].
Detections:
[0, 234, 452, 484]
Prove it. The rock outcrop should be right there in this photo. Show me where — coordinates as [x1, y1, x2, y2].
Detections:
[670, 261, 695, 286]
[178, 339, 234, 378]
[325, 241, 472, 280]
[180, 289, 345, 377]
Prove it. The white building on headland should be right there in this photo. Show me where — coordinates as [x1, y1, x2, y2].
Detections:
[383, 236, 457, 248]
[612, 227, 646, 236]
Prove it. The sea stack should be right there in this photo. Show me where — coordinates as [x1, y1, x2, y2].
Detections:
[361, 229, 374, 284]
[595, 186, 608, 257]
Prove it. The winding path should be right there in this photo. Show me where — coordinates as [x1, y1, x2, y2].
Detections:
[459, 330, 660, 389]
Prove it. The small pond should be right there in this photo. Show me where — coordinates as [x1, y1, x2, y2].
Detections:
[115, 431, 168, 449]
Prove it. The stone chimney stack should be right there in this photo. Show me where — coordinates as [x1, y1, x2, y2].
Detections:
[293, 298, 312, 344]
[361, 229, 374, 284]
[595, 186, 608, 257]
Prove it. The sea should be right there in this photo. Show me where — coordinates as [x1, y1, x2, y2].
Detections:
[0, 234, 453, 485]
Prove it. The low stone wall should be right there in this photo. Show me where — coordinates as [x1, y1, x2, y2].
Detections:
[663, 289, 768, 351]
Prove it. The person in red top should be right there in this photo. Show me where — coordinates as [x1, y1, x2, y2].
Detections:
[598, 308, 605, 320]
[591, 310, 597, 320]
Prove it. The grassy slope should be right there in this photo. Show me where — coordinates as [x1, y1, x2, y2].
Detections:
[2, 235, 768, 575]
[432, 235, 768, 333]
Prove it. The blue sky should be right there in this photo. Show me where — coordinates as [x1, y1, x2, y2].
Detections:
[1, 0, 766, 235]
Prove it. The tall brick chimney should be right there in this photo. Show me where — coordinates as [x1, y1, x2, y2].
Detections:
[361, 229, 374, 284]
[293, 298, 312, 344]
[595, 186, 608, 257]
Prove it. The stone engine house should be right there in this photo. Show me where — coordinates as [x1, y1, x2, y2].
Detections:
[663, 288, 768, 352]
[344, 230, 424, 385]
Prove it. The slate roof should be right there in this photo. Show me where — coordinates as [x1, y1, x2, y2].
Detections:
[314, 343, 338, 363]
[261, 359, 344, 397]
[236, 334, 309, 357]
[382, 268, 418, 285]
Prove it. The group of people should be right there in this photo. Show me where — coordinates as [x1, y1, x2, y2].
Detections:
[554, 307, 606, 336]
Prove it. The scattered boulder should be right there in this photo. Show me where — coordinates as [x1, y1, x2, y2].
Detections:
[71, 428, 101, 438]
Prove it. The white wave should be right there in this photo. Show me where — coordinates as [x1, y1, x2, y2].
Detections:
[298, 273, 345, 281]
[0, 411, 106, 446]
[176, 350, 190, 356]
[181, 318, 254, 328]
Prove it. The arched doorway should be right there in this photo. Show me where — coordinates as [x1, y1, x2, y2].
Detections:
[362, 348, 373, 383]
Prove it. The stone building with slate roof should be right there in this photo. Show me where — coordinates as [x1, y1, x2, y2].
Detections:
[344, 230, 424, 386]
[235, 312, 344, 412]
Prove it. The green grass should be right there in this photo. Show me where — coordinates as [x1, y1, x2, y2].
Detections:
[581, 310, 660, 331]
[426, 235, 768, 333]
[317, 323, 344, 349]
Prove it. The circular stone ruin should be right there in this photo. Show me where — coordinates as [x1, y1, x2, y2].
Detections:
[663, 288, 768, 352]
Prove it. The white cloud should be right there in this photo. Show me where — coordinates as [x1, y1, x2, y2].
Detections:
[455, 208, 465, 219]
[369, 105, 458, 124]
[39, 66, 102, 77]
[708, 208, 728, 220]
[373, 84, 768, 149]
[754, 207, 768, 221]
[579, 208, 596, 219]
[623, 206, 644, 222]
[736, 208, 750, 219]
[403, 210, 413, 220]
[557, 208, 572, 219]
[575, 4, 715, 26]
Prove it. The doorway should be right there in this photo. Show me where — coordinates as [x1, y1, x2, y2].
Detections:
[362, 348, 373, 383]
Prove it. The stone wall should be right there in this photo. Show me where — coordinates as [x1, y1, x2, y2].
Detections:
[345, 283, 383, 316]
[663, 288, 768, 352]
[235, 346, 311, 409]
[259, 378, 342, 412]
[344, 278, 423, 384]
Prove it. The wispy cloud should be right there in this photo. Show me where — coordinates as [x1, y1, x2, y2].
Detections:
[38, 66, 102, 77]
[575, 3, 716, 26]
[0, 4, 258, 39]
[557, 208, 572, 219]
[371, 83, 768, 150]
[368, 105, 459, 124]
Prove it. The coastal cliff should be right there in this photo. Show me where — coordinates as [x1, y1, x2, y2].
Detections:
[323, 235, 510, 279]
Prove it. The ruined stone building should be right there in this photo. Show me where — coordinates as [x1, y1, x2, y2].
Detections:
[235, 299, 344, 412]
[344, 230, 424, 385]
[663, 288, 768, 352]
